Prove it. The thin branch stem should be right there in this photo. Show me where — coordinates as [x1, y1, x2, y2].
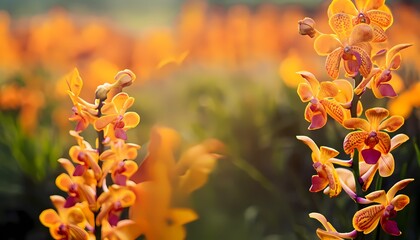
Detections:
[95, 100, 105, 240]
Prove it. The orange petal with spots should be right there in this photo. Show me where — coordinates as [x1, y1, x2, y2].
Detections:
[314, 34, 342, 56]
[297, 82, 313, 102]
[329, 13, 353, 41]
[327, 0, 358, 18]
[343, 118, 370, 131]
[343, 131, 368, 154]
[326, 48, 343, 79]
[366, 10, 393, 28]
[365, 107, 389, 128]
[371, 24, 387, 42]
[321, 99, 349, 124]
[352, 204, 384, 234]
[377, 131, 391, 153]
[351, 45, 372, 78]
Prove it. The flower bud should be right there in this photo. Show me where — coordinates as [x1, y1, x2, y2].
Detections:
[95, 84, 111, 101]
[298, 17, 316, 38]
[115, 69, 136, 88]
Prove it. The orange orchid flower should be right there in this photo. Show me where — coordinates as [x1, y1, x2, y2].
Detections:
[352, 178, 414, 236]
[314, 15, 373, 79]
[309, 212, 358, 239]
[343, 107, 404, 165]
[94, 92, 140, 140]
[297, 71, 353, 130]
[297, 135, 352, 197]
[358, 134, 409, 191]
[39, 195, 93, 240]
[328, 0, 393, 42]
[335, 168, 372, 204]
[355, 43, 412, 98]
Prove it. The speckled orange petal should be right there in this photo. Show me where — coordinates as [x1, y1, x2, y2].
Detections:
[343, 118, 370, 131]
[329, 13, 353, 41]
[365, 107, 389, 128]
[327, 0, 358, 18]
[39, 209, 61, 227]
[314, 34, 342, 56]
[377, 131, 391, 153]
[378, 115, 404, 132]
[352, 204, 384, 234]
[297, 82, 314, 102]
[123, 112, 140, 129]
[366, 10, 393, 28]
[386, 178, 414, 200]
[343, 131, 369, 154]
[321, 99, 349, 124]
[326, 48, 343, 79]
[391, 194, 410, 211]
[351, 45, 372, 78]
[371, 24, 387, 42]
[378, 153, 394, 177]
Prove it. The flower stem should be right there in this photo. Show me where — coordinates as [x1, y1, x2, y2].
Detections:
[95, 100, 105, 240]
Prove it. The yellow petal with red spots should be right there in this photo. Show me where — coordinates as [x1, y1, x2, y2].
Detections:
[123, 112, 140, 129]
[350, 45, 372, 78]
[386, 178, 414, 200]
[343, 118, 370, 131]
[391, 194, 410, 211]
[314, 34, 342, 56]
[366, 10, 393, 28]
[55, 173, 73, 191]
[371, 23, 387, 42]
[297, 82, 314, 102]
[329, 13, 353, 41]
[327, 0, 358, 18]
[326, 48, 343, 79]
[343, 131, 369, 154]
[39, 209, 60, 227]
[365, 107, 389, 129]
[378, 115, 404, 132]
[352, 204, 384, 234]
[321, 99, 349, 124]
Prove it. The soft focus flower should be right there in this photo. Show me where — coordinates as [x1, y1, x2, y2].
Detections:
[343, 107, 404, 165]
[297, 71, 353, 129]
[314, 16, 373, 79]
[297, 135, 352, 197]
[309, 212, 358, 239]
[327, 0, 393, 42]
[352, 178, 414, 236]
[388, 81, 420, 119]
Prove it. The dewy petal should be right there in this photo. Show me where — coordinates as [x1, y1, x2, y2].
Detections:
[349, 24, 373, 45]
[297, 82, 314, 102]
[326, 48, 343, 79]
[380, 218, 401, 236]
[386, 178, 414, 201]
[329, 13, 353, 41]
[378, 153, 394, 177]
[366, 10, 393, 28]
[123, 112, 140, 129]
[352, 204, 384, 234]
[343, 131, 368, 154]
[378, 115, 404, 132]
[343, 118, 370, 131]
[314, 34, 342, 56]
[327, 0, 358, 18]
[365, 107, 389, 129]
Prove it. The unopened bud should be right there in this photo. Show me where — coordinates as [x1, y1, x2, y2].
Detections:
[115, 69, 136, 88]
[95, 84, 111, 101]
[298, 17, 316, 38]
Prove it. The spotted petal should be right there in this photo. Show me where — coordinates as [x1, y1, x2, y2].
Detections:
[391, 194, 410, 211]
[326, 48, 343, 79]
[371, 23, 387, 42]
[366, 10, 393, 28]
[329, 13, 353, 41]
[350, 45, 372, 78]
[343, 131, 369, 154]
[321, 99, 349, 124]
[352, 204, 384, 234]
[327, 0, 358, 18]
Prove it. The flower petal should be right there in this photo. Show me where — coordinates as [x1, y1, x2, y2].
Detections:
[320, 146, 340, 161]
[297, 71, 320, 92]
[352, 204, 384, 234]
[361, 148, 381, 164]
[376, 83, 397, 98]
[343, 131, 368, 154]
[378, 153, 394, 177]
[327, 0, 358, 18]
[333, 79, 354, 106]
[95, 114, 118, 130]
[380, 218, 401, 236]
[377, 131, 391, 153]
[386, 43, 413, 68]
[371, 23, 387, 42]
[365, 190, 386, 203]
[314, 34, 342, 56]
[326, 48, 343, 79]
[366, 10, 393, 28]
[343, 118, 370, 131]
[112, 92, 130, 113]
[39, 209, 60, 227]
[349, 24, 373, 45]
[296, 135, 320, 159]
[350, 45, 372, 78]
[390, 134, 409, 151]
[321, 99, 350, 124]
[297, 82, 314, 102]
[329, 13, 353, 40]
[307, 104, 328, 130]
[318, 82, 339, 99]
[391, 194, 410, 211]
[386, 178, 414, 200]
[365, 107, 389, 129]
[310, 175, 329, 192]
[123, 112, 140, 129]
[55, 173, 73, 191]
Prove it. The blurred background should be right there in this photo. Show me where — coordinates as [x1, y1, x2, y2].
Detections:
[0, 0, 419, 239]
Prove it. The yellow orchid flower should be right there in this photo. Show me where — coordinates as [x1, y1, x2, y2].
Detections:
[297, 135, 352, 197]
[343, 107, 404, 166]
[328, 0, 393, 42]
[297, 71, 353, 130]
[352, 178, 414, 236]
[310, 212, 357, 239]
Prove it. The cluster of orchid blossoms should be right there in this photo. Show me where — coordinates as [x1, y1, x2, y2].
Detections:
[39, 68, 224, 240]
[297, 0, 414, 239]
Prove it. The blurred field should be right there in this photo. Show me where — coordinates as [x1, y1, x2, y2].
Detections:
[0, 0, 419, 239]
